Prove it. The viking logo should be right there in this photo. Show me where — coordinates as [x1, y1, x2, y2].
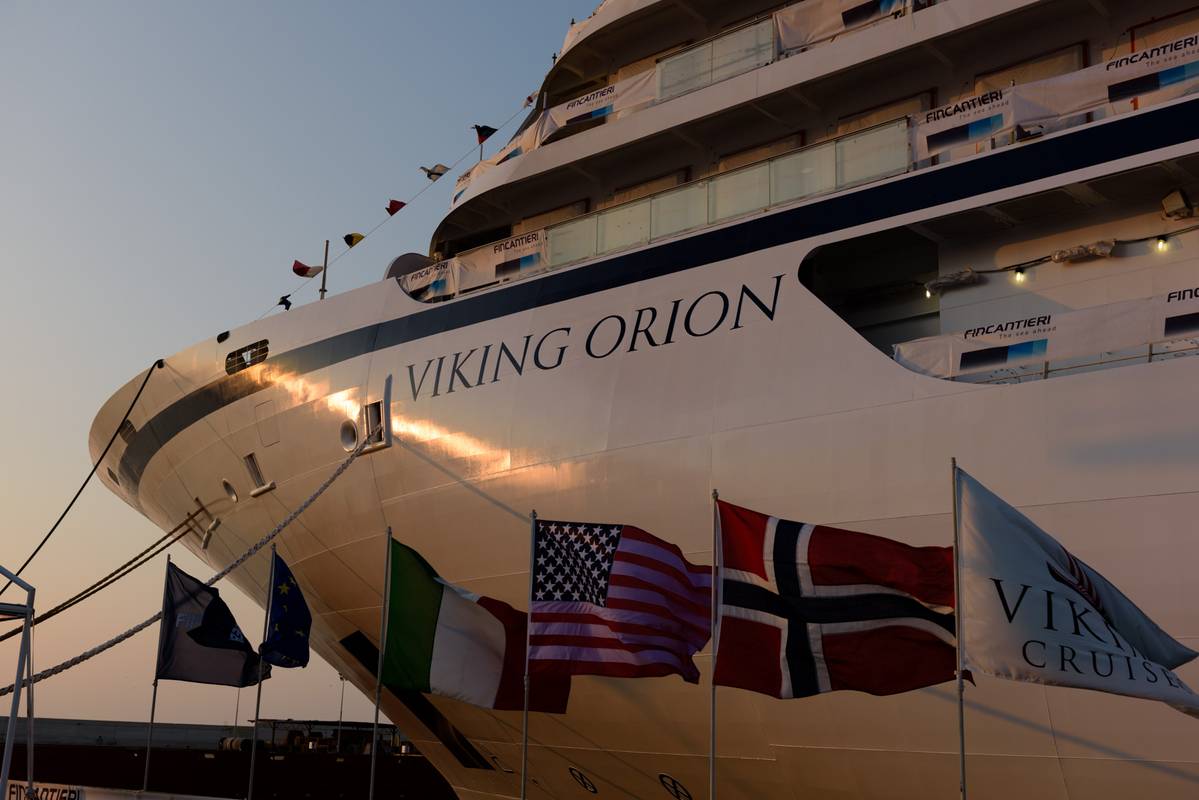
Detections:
[1047, 545, 1109, 624]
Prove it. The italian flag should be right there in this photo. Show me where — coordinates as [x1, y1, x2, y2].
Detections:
[381, 540, 570, 713]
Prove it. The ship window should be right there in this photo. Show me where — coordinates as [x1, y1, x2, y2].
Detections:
[118, 420, 136, 444]
[975, 44, 1085, 94]
[225, 340, 269, 376]
[800, 227, 940, 354]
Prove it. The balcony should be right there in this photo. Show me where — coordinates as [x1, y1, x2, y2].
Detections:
[544, 119, 909, 268]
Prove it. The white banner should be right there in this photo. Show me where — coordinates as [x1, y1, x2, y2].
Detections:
[399, 259, 460, 302]
[546, 70, 656, 132]
[913, 89, 1012, 160]
[776, 0, 906, 52]
[458, 229, 548, 291]
[893, 289, 1199, 379]
[1011, 32, 1199, 129]
[957, 468, 1199, 716]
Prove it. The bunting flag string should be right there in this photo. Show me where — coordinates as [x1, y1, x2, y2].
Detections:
[473, 124, 498, 144]
[262, 96, 535, 320]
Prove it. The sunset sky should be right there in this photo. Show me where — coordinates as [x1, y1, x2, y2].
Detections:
[0, 0, 595, 726]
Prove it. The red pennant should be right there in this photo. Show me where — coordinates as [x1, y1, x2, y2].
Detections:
[386, 199, 406, 216]
[292, 260, 324, 278]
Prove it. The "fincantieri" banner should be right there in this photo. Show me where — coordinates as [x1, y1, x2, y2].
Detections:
[913, 88, 1012, 160]
[893, 287, 1199, 379]
[1011, 32, 1199, 129]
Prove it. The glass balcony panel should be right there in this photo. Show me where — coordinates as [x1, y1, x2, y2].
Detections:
[596, 199, 651, 254]
[657, 43, 713, 101]
[547, 215, 597, 266]
[836, 119, 909, 188]
[709, 162, 770, 223]
[711, 19, 776, 84]
[770, 142, 836, 204]
[651, 182, 709, 239]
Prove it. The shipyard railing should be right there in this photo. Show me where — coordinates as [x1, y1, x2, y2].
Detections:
[956, 340, 1199, 385]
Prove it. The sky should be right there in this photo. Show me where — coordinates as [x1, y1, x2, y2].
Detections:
[0, 0, 596, 727]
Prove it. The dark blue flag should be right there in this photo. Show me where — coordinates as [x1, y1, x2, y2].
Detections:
[156, 563, 269, 687]
[261, 553, 312, 668]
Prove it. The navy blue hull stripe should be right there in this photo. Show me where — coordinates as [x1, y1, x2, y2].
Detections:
[118, 99, 1199, 496]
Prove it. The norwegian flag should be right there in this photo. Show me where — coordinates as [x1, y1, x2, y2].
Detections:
[530, 520, 712, 683]
[715, 500, 957, 698]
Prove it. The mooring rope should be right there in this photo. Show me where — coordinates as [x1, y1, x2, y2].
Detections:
[1, 359, 164, 598]
[0, 431, 373, 697]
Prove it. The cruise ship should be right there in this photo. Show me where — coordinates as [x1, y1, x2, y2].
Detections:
[90, 0, 1199, 797]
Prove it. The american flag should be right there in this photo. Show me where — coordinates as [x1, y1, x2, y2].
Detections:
[530, 520, 712, 683]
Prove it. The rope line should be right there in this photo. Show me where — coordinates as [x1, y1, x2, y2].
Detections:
[256, 100, 533, 320]
[0, 513, 202, 645]
[0, 431, 373, 698]
[0, 359, 164, 598]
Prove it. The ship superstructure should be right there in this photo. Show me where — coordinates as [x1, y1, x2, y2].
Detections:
[91, 1, 1199, 797]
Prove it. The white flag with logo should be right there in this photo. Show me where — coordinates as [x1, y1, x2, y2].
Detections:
[956, 467, 1199, 717]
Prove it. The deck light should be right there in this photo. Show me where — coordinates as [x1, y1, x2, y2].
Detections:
[1156, 236, 1170, 253]
[1014, 268, 1026, 283]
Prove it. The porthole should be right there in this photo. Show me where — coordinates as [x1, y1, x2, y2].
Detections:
[222, 479, 238, 503]
[340, 419, 359, 452]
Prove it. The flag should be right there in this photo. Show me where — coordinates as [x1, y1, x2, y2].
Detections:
[956, 467, 1199, 716]
[343, 232, 364, 248]
[714, 500, 957, 698]
[292, 260, 323, 278]
[472, 124, 498, 145]
[156, 563, 270, 688]
[277, 295, 292, 311]
[381, 539, 570, 712]
[530, 520, 712, 683]
[385, 199, 406, 216]
[261, 552, 312, 668]
[420, 164, 449, 181]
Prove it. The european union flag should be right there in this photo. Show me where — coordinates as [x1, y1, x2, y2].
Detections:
[261, 553, 312, 668]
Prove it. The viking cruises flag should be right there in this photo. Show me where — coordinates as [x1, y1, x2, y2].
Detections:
[530, 520, 712, 683]
[292, 260, 323, 278]
[260, 552, 312, 669]
[714, 500, 957, 698]
[381, 540, 570, 712]
[956, 467, 1199, 716]
[156, 563, 269, 687]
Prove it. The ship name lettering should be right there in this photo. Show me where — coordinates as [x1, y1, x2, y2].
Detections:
[1167, 287, 1199, 303]
[403, 275, 784, 399]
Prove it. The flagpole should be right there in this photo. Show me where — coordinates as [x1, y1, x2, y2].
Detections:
[369, 527, 393, 800]
[247, 544, 276, 800]
[144, 553, 170, 793]
[319, 239, 330, 300]
[705, 491, 714, 796]
[951, 457, 967, 800]
[521, 511, 537, 800]
[336, 675, 346, 753]
[709, 490, 720, 800]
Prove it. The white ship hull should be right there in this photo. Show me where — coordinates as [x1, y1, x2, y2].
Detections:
[92, 101, 1199, 798]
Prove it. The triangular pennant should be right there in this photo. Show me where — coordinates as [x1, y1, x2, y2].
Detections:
[292, 260, 323, 278]
[343, 233, 364, 248]
[472, 124, 498, 145]
[386, 199, 406, 216]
